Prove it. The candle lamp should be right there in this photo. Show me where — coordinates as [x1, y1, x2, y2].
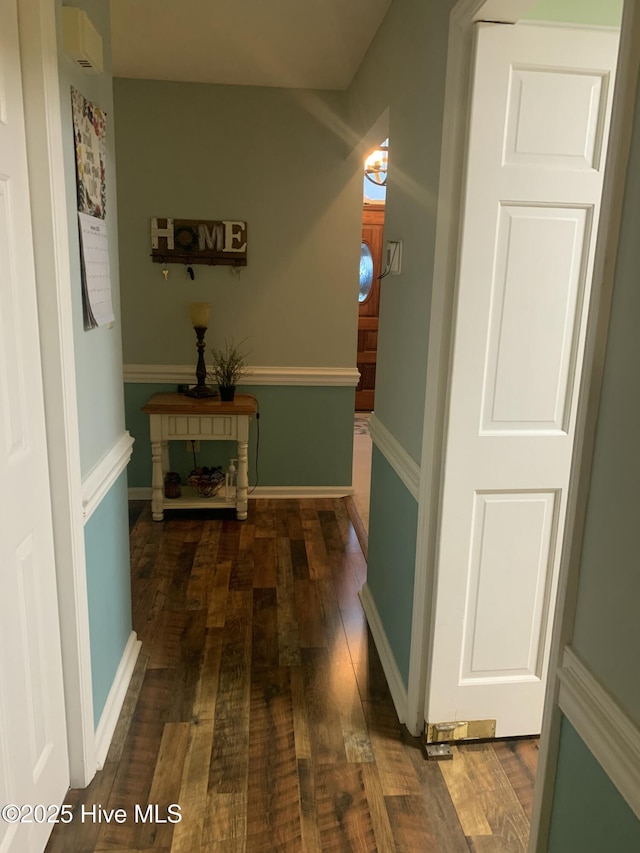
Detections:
[185, 302, 216, 398]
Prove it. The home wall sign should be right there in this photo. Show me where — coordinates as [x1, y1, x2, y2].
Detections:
[150, 218, 247, 266]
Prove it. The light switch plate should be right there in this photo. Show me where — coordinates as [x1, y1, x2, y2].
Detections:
[385, 240, 402, 275]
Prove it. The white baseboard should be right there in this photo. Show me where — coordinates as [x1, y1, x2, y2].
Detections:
[128, 485, 353, 501]
[359, 583, 408, 724]
[369, 414, 421, 501]
[82, 432, 135, 522]
[558, 646, 640, 819]
[94, 632, 141, 771]
[250, 486, 353, 498]
[123, 364, 360, 387]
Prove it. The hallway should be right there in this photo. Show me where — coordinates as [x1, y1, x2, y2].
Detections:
[352, 414, 372, 534]
[46, 499, 536, 852]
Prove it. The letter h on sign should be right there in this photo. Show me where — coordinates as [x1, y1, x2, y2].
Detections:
[151, 218, 174, 250]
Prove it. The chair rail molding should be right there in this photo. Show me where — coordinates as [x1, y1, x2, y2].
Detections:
[82, 431, 135, 522]
[558, 646, 640, 820]
[369, 413, 421, 500]
[123, 364, 360, 387]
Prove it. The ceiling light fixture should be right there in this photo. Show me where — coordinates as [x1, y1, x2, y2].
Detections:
[364, 143, 388, 186]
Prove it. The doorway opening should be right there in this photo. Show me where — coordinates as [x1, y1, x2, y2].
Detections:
[388, 1, 630, 847]
[351, 140, 388, 535]
[402, 1, 626, 847]
[356, 138, 387, 413]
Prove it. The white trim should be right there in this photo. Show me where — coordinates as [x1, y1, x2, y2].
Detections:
[94, 632, 141, 771]
[18, 0, 97, 786]
[128, 485, 353, 501]
[369, 414, 420, 501]
[250, 485, 353, 498]
[359, 584, 408, 724]
[557, 647, 640, 820]
[123, 364, 360, 387]
[82, 432, 135, 522]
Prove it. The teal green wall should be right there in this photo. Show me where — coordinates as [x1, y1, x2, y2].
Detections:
[366, 448, 418, 686]
[114, 77, 362, 490]
[525, 0, 623, 26]
[57, 0, 126, 476]
[548, 719, 640, 851]
[113, 78, 362, 368]
[125, 383, 354, 488]
[83, 473, 132, 725]
[570, 59, 640, 726]
[57, 1, 132, 728]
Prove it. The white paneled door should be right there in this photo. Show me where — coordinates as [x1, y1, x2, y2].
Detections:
[426, 23, 619, 738]
[0, 2, 69, 851]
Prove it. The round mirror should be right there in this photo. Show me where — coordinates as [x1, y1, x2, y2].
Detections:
[359, 242, 374, 303]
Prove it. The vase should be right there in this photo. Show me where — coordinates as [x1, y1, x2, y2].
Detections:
[219, 384, 236, 401]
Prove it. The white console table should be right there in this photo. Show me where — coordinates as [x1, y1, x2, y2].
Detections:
[142, 392, 257, 522]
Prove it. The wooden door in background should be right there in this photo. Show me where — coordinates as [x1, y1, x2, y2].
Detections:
[356, 203, 384, 411]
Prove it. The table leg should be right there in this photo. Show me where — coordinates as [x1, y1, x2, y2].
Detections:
[161, 440, 170, 474]
[151, 439, 164, 521]
[236, 439, 249, 520]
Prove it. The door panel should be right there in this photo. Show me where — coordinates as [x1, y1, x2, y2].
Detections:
[425, 23, 618, 738]
[482, 204, 591, 433]
[0, 2, 69, 849]
[504, 67, 609, 169]
[356, 204, 384, 411]
[461, 490, 558, 681]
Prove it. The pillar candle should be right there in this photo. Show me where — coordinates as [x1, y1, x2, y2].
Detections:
[189, 302, 210, 328]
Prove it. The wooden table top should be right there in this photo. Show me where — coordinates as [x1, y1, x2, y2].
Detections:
[142, 392, 257, 415]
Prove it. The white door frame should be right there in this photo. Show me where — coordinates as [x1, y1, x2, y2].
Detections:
[17, 0, 96, 786]
[406, 0, 639, 846]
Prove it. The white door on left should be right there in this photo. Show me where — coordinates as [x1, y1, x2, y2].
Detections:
[0, 2, 70, 851]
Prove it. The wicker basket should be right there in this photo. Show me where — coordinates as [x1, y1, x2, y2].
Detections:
[188, 467, 225, 497]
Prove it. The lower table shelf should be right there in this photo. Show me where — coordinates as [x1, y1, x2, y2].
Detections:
[161, 485, 238, 512]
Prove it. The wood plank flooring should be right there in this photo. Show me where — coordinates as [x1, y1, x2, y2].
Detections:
[46, 499, 537, 852]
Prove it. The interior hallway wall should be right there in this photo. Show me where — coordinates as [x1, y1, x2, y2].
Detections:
[345, 0, 457, 692]
[56, 0, 132, 724]
[114, 78, 362, 488]
[546, 41, 640, 848]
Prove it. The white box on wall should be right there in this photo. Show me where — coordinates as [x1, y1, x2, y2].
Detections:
[62, 7, 103, 74]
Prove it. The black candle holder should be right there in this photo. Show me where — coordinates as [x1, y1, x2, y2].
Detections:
[184, 326, 216, 398]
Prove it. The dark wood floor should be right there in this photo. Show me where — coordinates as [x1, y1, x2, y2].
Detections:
[46, 499, 537, 852]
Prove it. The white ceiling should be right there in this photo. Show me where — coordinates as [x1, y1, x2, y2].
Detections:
[110, 0, 392, 90]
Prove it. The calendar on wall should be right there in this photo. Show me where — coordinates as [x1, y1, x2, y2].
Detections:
[71, 86, 113, 329]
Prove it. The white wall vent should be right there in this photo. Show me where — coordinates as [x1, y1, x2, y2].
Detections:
[62, 7, 103, 75]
